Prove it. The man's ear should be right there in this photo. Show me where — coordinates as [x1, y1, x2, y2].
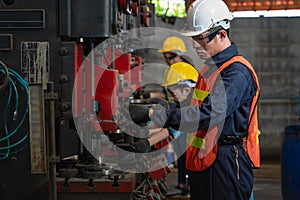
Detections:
[183, 86, 192, 95]
[218, 29, 227, 39]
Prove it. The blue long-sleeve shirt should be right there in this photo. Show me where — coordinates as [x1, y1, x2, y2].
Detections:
[152, 43, 258, 137]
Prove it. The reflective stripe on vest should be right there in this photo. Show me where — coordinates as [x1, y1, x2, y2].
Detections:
[186, 55, 260, 171]
[187, 135, 205, 149]
[192, 88, 210, 101]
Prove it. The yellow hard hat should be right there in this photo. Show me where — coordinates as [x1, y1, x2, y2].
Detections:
[158, 36, 187, 53]
[162, 62, 198, 86]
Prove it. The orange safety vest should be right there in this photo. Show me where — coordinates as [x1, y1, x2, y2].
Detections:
[186, 56, 260, 171]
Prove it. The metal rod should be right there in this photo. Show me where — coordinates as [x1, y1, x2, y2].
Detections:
[90, 39, 95, 97]
[48, 82, 57, 200]
[259, 99, 298, 104]
[260, 95, 299, 100]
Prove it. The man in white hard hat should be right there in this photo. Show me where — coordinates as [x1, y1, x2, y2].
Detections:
[131, 0, 260, 199]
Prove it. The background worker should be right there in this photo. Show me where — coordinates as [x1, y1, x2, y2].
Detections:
[159, 37, 196, 192]
[141, 36, 192, 101]
[132, 0, 261, 199]
[158, 36, 193, 66]
[134, 62, 199, 195]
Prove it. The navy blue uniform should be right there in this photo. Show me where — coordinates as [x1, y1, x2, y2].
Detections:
[152, 43, 257, 200]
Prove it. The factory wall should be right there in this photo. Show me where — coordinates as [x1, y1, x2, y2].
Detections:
[144, 16, 300, 160]
[231, 17, 300, 160]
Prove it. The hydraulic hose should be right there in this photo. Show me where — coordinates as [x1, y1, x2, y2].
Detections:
[0, 65, 29, 160]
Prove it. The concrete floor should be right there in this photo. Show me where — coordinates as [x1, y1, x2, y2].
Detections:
[252, 161, 281, 200]
[164, 160, 282, 200]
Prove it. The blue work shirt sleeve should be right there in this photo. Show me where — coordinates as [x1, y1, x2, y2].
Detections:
[151, 62, 256, 135]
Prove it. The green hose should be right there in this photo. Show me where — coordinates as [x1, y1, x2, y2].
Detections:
[0, 65, 29, 160]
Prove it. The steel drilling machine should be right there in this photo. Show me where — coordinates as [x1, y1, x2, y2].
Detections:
[0, 0, 172, 200]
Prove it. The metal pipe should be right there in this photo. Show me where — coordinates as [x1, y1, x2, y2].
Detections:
[260, 95, 299, 100]
[259, 99, 298, 104]
[90, 39, 95, 97]
[81, 41, 86, 115]
[48, 82, 57, 200]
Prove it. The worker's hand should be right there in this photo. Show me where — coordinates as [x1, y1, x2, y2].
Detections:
[148, 103, 168, 128]
[114, 106, 150, 138]
[129, 104, 151, 124]
[144, 97, 170, 110]
[133, 138, 150, 153]
[115, 101, 169, 129]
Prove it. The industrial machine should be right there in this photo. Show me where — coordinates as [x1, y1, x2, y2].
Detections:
[0, 0, 170, 199]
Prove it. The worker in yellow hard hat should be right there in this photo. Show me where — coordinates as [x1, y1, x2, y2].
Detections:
[159, 36, 193, 66]
[159, 37, 197, 193]
[142, 36, 191, 100]
[159, 37, 198, 193]
[134, 62, 199, 195]
[162, 62, 198, 106]
[158, 36, 196, 101]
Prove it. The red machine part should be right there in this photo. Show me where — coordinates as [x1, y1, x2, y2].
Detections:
[149, 166, 171, 181]
[56, 176, 135, 193]
[132, 2, 138, 16]
[141, 12, 148, 27]
[94, 67, 119, 131]
[119, 0, 149, 21]
[74, 46, 143, 132]
[140, 4, 150, 27]
[74, 57, 119, 131]
[114, 53, 142, 96]
[119, 0, 132, 15]
[114, 53, 132, 98]
[131, 56, 142, 92]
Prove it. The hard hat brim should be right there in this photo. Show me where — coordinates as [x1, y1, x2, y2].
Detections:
[180, 29, 204, 37]
[161, 82, 171, 87]
[158, 49, 167, 53]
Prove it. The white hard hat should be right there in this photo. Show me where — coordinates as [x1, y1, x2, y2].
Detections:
[181, 0, 234, 37]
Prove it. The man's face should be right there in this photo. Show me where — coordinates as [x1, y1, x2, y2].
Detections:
[167, 84, 191, 103]
[163, 52, 181, 66]
[191, 28, 223, 60]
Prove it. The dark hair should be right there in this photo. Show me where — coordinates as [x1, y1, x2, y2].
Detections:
[225, 28, 230, 36]
[213, 26, 230, 37]
[163, 52, 177, 60]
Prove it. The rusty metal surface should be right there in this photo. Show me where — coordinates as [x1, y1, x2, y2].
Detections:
[29, 84, 46, 174]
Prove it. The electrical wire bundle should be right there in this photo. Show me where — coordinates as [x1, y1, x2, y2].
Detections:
[0, 61, 29, 160]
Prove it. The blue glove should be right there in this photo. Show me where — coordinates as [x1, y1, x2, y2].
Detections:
[168, 127, 183, 139]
